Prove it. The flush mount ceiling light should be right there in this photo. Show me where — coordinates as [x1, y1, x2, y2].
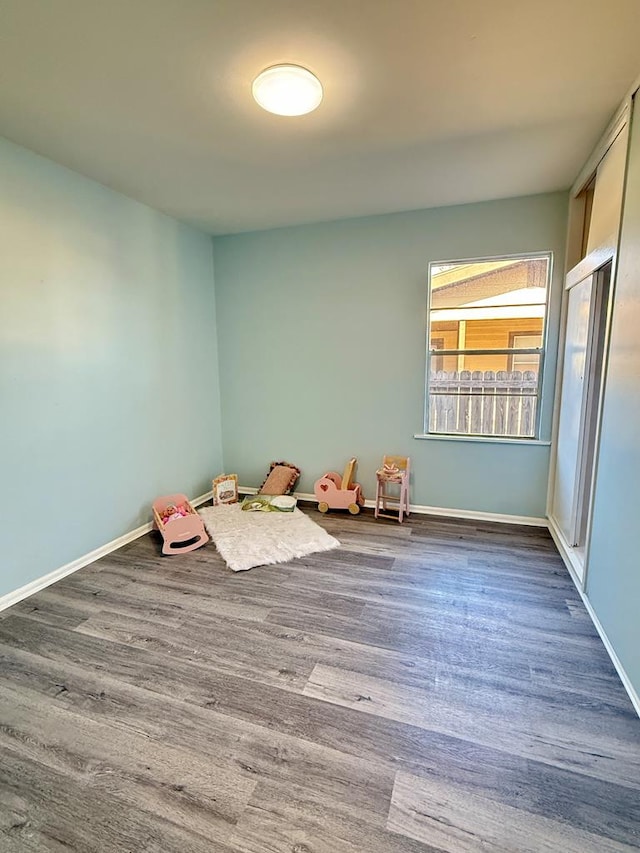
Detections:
[252, 64, 323, 116]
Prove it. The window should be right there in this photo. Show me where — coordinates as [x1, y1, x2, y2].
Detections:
[425, 253, 551, 439]
[509, 333, 542, 372]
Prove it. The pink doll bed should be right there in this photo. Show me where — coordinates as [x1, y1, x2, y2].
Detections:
[152, 493, 209, 555]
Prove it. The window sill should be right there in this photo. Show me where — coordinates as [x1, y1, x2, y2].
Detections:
[413, 433, 552, 446]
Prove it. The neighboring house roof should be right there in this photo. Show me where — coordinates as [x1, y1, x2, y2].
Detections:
[431, 260, 520, 291]
[431, 258, 548, 310]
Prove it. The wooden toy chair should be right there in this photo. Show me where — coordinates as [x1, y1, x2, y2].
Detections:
[375, 455, 410, 523]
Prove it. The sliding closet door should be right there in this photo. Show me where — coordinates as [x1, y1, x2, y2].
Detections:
[552, 274, 594, 555]
[573, 263, 611, 549]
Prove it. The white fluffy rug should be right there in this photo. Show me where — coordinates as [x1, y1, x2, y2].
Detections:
[198, 504, 340, 572]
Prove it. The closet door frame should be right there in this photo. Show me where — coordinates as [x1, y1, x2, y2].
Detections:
[548, 245, 618, 588]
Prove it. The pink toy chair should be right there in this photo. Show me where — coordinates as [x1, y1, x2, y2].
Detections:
[152, 493, 209, 555]
[314, 457, 365, 515]
[375, 455, 410, 523]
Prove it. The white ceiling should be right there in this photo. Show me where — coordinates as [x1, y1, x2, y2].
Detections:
[1, 0, 638, 234]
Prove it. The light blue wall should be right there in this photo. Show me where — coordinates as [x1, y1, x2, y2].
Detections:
[213, 192, 567, 517]
[586, 96, 640, 696]
[0, 137, 222, 598]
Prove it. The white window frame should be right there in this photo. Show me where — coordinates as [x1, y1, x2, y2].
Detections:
[423, 251, 553, 441]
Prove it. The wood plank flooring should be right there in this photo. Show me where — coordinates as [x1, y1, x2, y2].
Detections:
[0, 506, 639, 852]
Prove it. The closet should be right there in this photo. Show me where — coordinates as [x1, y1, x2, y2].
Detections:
[548, 118, 628, 585]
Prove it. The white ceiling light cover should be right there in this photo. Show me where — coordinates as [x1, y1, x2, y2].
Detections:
[252, 64, 323, 116]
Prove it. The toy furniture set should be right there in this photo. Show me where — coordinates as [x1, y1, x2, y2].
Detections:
[313, 454, 410, 522]
[375, 455, 411, 523]
[152, 494, 209, 555]
[314, 457, 365, 515]
[152, 455, 408, 555]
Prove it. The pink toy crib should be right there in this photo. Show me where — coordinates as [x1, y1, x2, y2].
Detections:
[152, 493, 209, 555]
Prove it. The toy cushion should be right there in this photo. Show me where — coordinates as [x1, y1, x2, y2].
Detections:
[258, 461, 301, 495]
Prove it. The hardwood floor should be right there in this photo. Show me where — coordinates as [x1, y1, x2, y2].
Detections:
[0, 507, 639, 852]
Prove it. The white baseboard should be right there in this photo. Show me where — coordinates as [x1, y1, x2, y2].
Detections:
[548, 516, 640, 718]
[547, 515, 586, 586]
[0, 490, 212, 614]
[581, 591, 640, 718]
[240, 487, 547, 527]
[386, 502, 547, 527]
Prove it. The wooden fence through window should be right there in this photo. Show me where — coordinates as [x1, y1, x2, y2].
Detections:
[429, 370, 538, 437]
